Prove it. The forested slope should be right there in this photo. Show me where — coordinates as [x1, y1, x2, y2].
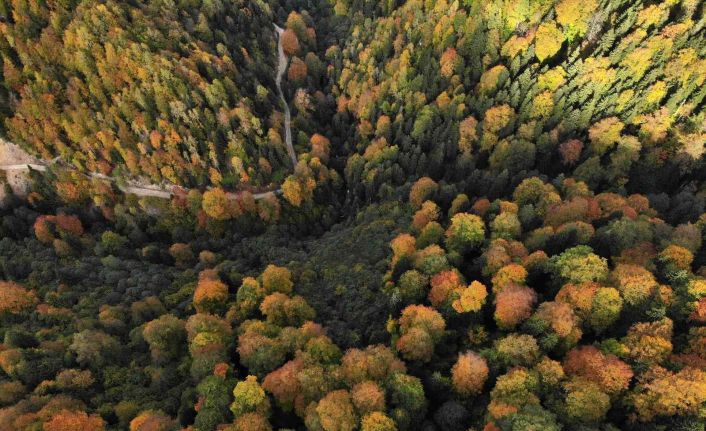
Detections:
[331, 0, 705, 213]
[0, 0, 705, 431]
[0, 0, 287, 188]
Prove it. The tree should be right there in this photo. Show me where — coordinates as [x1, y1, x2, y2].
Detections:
[489, 368, 540, 415]
[129, 410, 175, 431]
[611, 264, 658, 307]
[231, 375, 271, 418]
[412, 201, 440, 232]
[387, 372, 427, 429]
[0, 381, 26, 406]
[232, 413, 273, 431]
[636, 108, 672, 144]
[131, 296, 166, 325]
[409, 177, 438, 210]
[398, 270, 429, 304]
[261, 265, 294, 295]
[555, 281, 599, 321]
[440, 48, 460, 77]
[491, 264, 527, 293]
[34, 215, 56, 244]
[479, 65, 509, 94]
[288, 57, 308, 84]
[458, 117, 478, 153]
[494, 284, 537, 330]
[631, 366, 706, 422]
[282, 175, 313, 207]
[258, 193, 281, 223]
[169, 242, 194, 267]
[658, 244, 694, 272]
[397, 305, 445, 362]
[286, 11, 309, 40]
[623, 318, 673, 365]
[531, 91, 554, 120]
[428, 270, 462, 308]
[432, 400, 470, 431]
[590, 287, 623, 333]
[413, 245, 449, 275]
[551, 246, 608, 284]
[513, 177, 560, 210]
[69, 330, 120, 367]
[491, 212, 522, 240]
[142, 314, 186, 363]
[233, 277, 266, 322]
[398, 305, 445, 341]
[498, 404, 561, 431]
[55, 369, 94, 390]
[452, 281, 488, 314]
[495, 334, 541, 367]
[281, 29, 300, 56]
[259, 293, 315, 327]
[195, 371, 236, 431]
[563, 346, 633, 395]
[396, 327, 435, 362]
[194, 271, 230, 314]
[529, 302, 583, 347]
[555, 0, 599, 42]
[262, 358, 304, 412]
[361, 412, 397, 431]
[588, 117, 624, 156]
[316, 390, 358, 431]
[311, 134, 331, 162]
[445, 213, 486, 254]
[417, 222, 444, 248]
[352, 381, 386, 414]
[339, 345, 406, 385]
[44, 410, 105, 431]
[0, 281, 37, 316]
[482, 105, 515, 148]
[188, 313, 233, 379]
[559, 139, 583, 165]
[451, 352, 489, 396]
[535, 357, 565, 388]
[535, 22, 564, 61]
[203, 188, 234, 220]
[0, 348, 22, 380]
[238, 329, 287, 377]
[411, 105, 437, 140]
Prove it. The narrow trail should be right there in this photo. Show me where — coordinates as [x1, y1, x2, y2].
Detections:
[274, 24, 297, 167]
[0, 23, 294, 202]
[0, 163, 47, 171]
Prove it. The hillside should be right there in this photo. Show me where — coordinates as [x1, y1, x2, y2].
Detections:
[0, 0, 290, 188]
[0, 1, 706, 431]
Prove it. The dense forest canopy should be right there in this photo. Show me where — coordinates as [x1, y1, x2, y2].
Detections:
[0, 0, 289, 188]
[0, 0, 705, 430]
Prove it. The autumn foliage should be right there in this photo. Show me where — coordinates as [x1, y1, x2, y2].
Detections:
[194, 271, 229, 313]
[494, 284, 537, 329]
[129, 410, 175, 431]
[202, 188, 234, 221]
[43, 410, 105, 431]
[0, 281, 38, 316]
[563, 346, 633, 395]
[2, 0, 706, 429]
[452, 352, 489, 396]
[281, 29, 300, 56]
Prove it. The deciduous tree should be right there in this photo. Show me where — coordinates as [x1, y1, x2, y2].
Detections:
[44, 410, 105, 431]
[445, 213, 486, 254]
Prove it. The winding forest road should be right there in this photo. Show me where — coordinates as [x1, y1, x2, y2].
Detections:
[0, 163, 47, 171]
[0, 24, 294, 201]
[274, 24, 297, 167]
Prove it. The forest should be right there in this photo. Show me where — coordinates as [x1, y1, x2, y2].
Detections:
[0, 0, 705, 430]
